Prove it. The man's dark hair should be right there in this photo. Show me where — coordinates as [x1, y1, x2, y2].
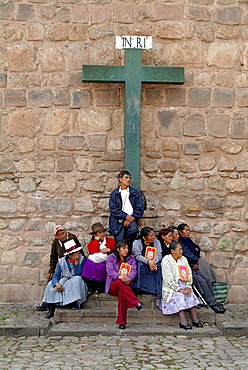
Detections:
[117, 170, 131, 179]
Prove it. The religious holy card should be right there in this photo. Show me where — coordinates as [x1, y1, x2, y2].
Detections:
[119, 263, 132, 276]
[145, 246, 157, 260]
[178, 265, 190, 281]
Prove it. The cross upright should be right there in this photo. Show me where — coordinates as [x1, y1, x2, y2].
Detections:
[82, 38, 184, 189]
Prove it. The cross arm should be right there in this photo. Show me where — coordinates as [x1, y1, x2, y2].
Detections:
[82, 65, 126, 83]
[141, 66, 184, 84]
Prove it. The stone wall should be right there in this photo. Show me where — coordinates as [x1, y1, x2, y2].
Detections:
[0, 0, 248, 303]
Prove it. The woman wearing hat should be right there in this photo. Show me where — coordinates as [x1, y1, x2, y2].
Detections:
[82, 223, 116, 294]
[43, 239, 88, 319]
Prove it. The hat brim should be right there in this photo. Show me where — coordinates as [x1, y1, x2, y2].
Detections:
[64, 246, 82, 256]
[89, 228, 108, 234]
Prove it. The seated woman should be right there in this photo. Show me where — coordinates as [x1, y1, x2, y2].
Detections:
[157, 228, 173, 258]
[178, 223, 225, 314]
[105, 240, 144, 330]
[82, 222, 116, 294]
[157, 241, 203, 330]
[132, 227, 162, 298]
[43, 239, 88, 319]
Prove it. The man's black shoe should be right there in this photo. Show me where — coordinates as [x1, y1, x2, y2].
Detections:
[44, 310, 54, 319]
[210, 304, 225, 314]
[36, 302, 48, 311]
[136, 302, 145, 311]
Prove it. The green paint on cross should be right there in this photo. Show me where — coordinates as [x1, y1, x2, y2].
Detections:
[82, 48, 184, 189]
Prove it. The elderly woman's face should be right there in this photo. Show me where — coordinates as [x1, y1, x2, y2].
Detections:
[56, 230, 67, 242]
[180, 226, 190, 238]
[69, 251, 80, 261]
[171, 244, 183, 260]
[143, 230, 156, 244]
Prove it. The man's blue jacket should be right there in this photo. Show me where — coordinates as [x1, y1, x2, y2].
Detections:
[109, 186, 144, 236]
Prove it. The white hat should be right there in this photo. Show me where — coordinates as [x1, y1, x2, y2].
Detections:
[63, 239, 82, 256]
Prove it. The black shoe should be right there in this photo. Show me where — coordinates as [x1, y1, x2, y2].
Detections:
[192, 320, 203, 328]
[119, 324, 126, 330]
[44, 310, 54, 319]
[88, 288, 95, 295]
[179, 322, 192, 330]
[36, 302, 48, 311]
[136, 302, 145, 311]
[210, 304, 225, 314]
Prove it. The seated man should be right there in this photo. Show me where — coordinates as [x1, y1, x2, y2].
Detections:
[109, 170, 144, 248]
[36, 225, 83, 311]
[178, 223, 225, 314]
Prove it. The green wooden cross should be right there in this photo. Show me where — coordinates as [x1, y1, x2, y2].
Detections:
[82, 48, 184, 189]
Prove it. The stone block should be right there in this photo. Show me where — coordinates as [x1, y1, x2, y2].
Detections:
[44, 109, 74, 135]
[37, 45, 64, 72]
[95, 88, 120, 107]
[150, 178, 167, 192]
[204, 195, 223, 209]
[158, 110, 181, 138]
[1, 251, 18, 265]
[11, 265, 39, 284]
[207, 42, 239, 68]
[17, 196, 36, 213]
[150, 4, 184, 21]
[188, 88, 211, 107]
[47, 24, 68, 41]
[113, 4, 134, 23]
[228, 286, 246, 303]
[235, 236, 248, 251]
[57, 6, 70, 22]
[75, 157, 94, 172]
[195, 72, 212, 86]
[161, 196, 181, 210]
[71, 89, 92, 108]
[214, 221, 231, 234]
[215, 72, 234, 88]
[230, 114, 246, 139]
[212, 89, 235, 107]
[108, 138, 122, 151]
[208, 176, 224, 190]
[199, 155, 216, 170]
[4, 89, 26, 107]
[17, 3, 34, 21]
[39, 177, 61, 192]
[224, 211, 240, 220]
[199, 236, 213, 251]
[196, 23, 214, 42]
[201, 140, 215, 152]
[214, 7, 241, 25]
[226, 178, 246, 192]
[0, 73, 7, 88]
[87, 134, 107, 151]
[209, 252, 230, 268]
[23, 252, 41, 267]
[188, 6, 211, 21]
[0, 159, 17, 173]
[144, 88, 164, 106]
[28, 89, 52, 107]
[217, 156, 235, 171]
[233, 267, 248, 285]
[89, 25, 115, 40]
[39, 199, 52, 212]
[158, 159, 177, 172]
[0, 234, 19, 250]
[184, 142, 200, 155]
[216, 237, 233, 251]
[69, 24, 88, 41]
[183, 113, 205, 136]
[38, 137, 54, 151]
[194, 221, 211, 233]
[0, 284, 25, 302]
[17, 138, 35, 153]
[0, 179, 18, 193]
[156, 22, 190, 39]
[0, 266, 8, 283]
[7, 44, 37, 72]
[165, 88, 186, 106]
[19, 158, 36, 172]
[71, 4, 89, 23]
[95, 162, 122, 173]
[9, 219, 25, 231]
[82, 178, 104, 192]
[143, 159, 158, 172]
[162, 139, 179, 158]
[207, 115, 229, 137]
[26, 22, 45, 41]
[167, 41, 203, 67]
[54, 87, 70, 106]
[58, 136, 85, 150]
[185, 198, 198, 211]
[235, 155, 248, 171]
[237, 90, 248, 107]
[226, 195, 244, 208]
[190, 0, 213, 4]
[169, 175, 187, 190]
[178, 158, 196, 173]
[90, 5, 111, 23]
[57, 157, 75, 172]
[218, 142, 242, 154]
[187, 177, 205, 190]
[53, 198, 72, 213]
[75, 195, 94, 212]
[65, 43, 89, 71]
[78, 109, 111, 134]
[0, 0, 14, 19]
[19, 178, 36, 192]
[216, 25, 240, 40]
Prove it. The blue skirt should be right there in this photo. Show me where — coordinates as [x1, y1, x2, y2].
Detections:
[133, 261, 162, 299]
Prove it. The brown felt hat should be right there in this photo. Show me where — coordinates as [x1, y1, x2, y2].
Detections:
[89, 222, 108, 234]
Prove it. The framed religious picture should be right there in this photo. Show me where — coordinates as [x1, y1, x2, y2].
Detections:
[119, 263, 132, 276]
[178, 265, 190, 281]
[145, 246, 157, 260]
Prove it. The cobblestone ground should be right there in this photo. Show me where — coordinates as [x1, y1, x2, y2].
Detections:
[0, 335, 247, 370]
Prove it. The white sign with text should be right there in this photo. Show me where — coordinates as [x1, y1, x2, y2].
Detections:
[116, 36, 152, 50]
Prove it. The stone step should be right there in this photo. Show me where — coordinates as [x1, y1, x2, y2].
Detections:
[54, 294, 216, 325]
